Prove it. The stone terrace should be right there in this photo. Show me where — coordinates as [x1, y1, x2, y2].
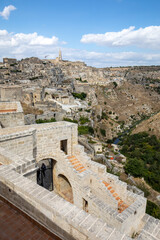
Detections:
[0, 121, 159, 240]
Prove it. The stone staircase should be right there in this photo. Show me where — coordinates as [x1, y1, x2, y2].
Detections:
[67, 155, 86, 174]
[102, 180, 129, 213]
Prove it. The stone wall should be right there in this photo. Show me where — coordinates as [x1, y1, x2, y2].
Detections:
[0, 121, 149, 238]
[0, 102, 24, 128]
[0, 164, 131, 240]
[0, 85, 22, 101]
[0, 129, 35, 159]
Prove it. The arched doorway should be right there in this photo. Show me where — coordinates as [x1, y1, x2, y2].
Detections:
[57, 174, 73, 204]
[37, 159, 56, 191]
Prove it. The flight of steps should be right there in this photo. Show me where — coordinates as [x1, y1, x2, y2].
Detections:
[102, 180, 129, 213]
[67, 155, 86, 174]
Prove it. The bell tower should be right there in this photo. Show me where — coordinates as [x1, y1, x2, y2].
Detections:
[59, 49, 62, 61]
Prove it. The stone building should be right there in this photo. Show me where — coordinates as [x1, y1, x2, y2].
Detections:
[0, 120, 159, 240]
[0, 101, 24, 128]
[3, 58, 17, 68]
[0, 85, 22, 101]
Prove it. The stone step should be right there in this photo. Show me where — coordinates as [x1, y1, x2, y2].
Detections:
[76, 166, 85, 171]
[71, 160, 79, 165]
[67, 155, 86, 174]
[102, 180, 129, 213]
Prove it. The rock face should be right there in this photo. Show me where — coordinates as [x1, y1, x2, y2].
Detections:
[48, 59, 127, 85]
[132, 112, 160, 138]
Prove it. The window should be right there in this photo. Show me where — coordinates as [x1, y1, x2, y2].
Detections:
[83, 198, 88, 212]
[60, 139, 67, 154]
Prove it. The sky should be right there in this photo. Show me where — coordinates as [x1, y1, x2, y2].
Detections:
[0, 0, 160, 67]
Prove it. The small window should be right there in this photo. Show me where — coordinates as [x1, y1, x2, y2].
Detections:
[60, 139, 67, 154]
[83, 198, 88, 212]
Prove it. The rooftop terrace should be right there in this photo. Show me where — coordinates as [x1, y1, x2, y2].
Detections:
[0, 196, 61, 240]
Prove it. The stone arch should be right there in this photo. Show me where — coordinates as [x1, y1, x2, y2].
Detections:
[57, 174, 73, 204]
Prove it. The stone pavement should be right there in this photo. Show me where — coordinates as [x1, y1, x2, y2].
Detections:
[0, 197, 61, 240]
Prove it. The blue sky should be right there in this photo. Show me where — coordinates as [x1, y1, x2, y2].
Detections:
[0, 0, 160, 67]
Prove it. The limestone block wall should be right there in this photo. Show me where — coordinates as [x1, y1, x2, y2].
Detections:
[0, 101, 24, 127]
[0, 112, 24, 128]
[0, 86, 22, 101]
[0, 164, 131, 240]
[0, 121, 148, 238]
[23, 168, 38, 182]
[72, 144, 147, 236]
[103, 173, 128, 202]
[0, 129, 35, 159]
[36, 122, 78, 162]
[73, 144, 133, 204]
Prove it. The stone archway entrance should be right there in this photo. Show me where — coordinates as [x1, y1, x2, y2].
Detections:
[57, 174, 73, 204]
[37, 159, 56, 191]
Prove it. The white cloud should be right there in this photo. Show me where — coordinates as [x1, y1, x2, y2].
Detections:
[81, 26, 160, 50]
[0, 30, 66, 61]
[0, 5, 16, 20]
[0, 29, 160, 67]
[0, 30, 59, 48]
[47, 48, 160, 67]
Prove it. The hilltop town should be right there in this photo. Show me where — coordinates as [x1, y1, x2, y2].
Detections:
[0, 53, 160, 139]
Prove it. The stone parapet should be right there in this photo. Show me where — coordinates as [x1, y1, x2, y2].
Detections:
[0, 164, 131, 240]
[0, 122, 151, 238]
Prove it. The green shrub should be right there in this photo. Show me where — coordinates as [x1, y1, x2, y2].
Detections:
[36, 118, 56, 124]
[88, 139, 97, 144]
[78, 126, 94, 135]
[63, 118, 78, 123]
[146, 200, 160, 219]
[72, 92, 87, 100]
[113, 82, 118, 88]
[100, 128, 106, 136]
[79, 116, 90, 125]
[102, 112, 108, 120]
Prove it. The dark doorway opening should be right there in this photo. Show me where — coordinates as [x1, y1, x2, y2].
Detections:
[60, 139, 67, 154]
[83, 198, 88, 212]
[37, 159, 55, 191]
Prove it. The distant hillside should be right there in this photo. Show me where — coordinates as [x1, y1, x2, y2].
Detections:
[132, 112, 160, 139]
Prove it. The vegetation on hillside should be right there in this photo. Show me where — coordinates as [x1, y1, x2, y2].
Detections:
[63, 117, 94, 135]
[121, 132, 160, 192]
[78, 126, 94, 135]
[146, 200, 160, 220]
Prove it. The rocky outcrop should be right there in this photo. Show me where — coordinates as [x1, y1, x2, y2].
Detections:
[132, 112, 160, 138]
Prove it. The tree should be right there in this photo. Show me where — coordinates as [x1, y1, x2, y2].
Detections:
[125, 158, 145, 177]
